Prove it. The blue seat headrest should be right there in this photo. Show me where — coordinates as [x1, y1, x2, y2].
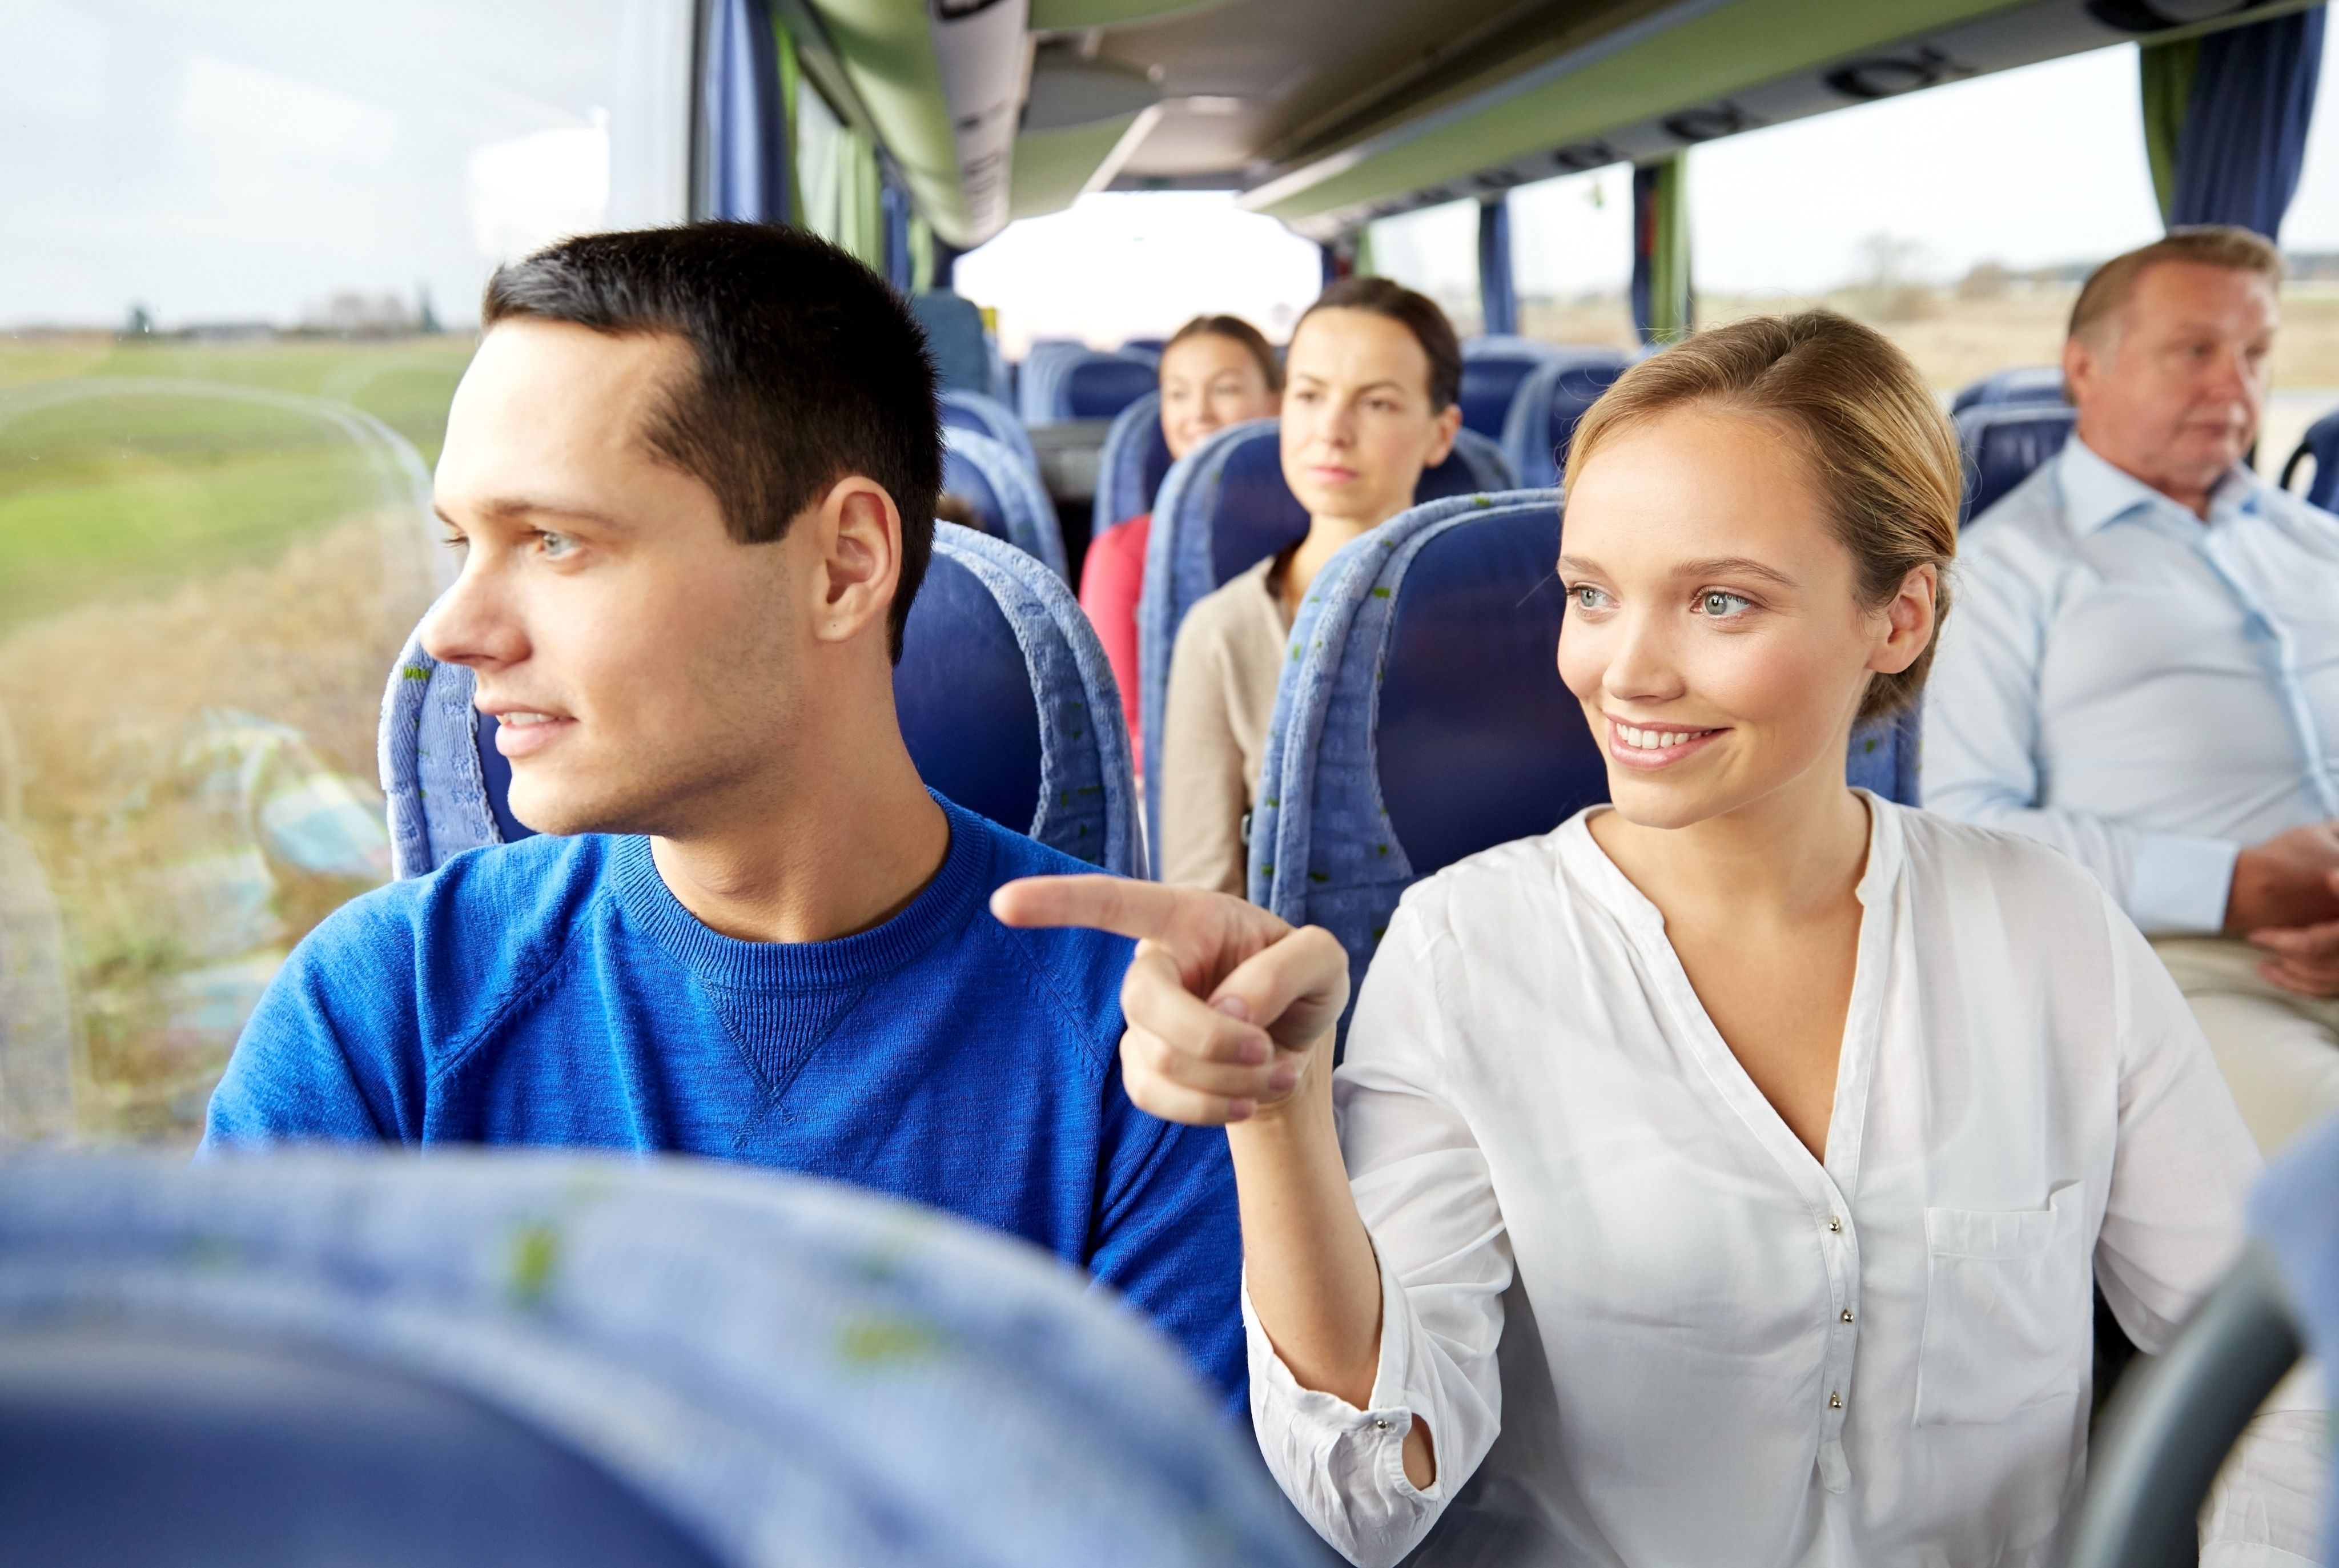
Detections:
[942, 444, 1012, 544]
[1950, 364, 2067, 415]
[1377, 504, 1602, 873]
[1957, 404, 2076, 525]
[2280, 405, 2339, 510]
[1456, 355, 1546, 440]
[1064, 357, 1158, 422]
[894, 545, 1044, 835]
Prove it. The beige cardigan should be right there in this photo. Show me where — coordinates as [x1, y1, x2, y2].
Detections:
[1155, 558, 1291, 895]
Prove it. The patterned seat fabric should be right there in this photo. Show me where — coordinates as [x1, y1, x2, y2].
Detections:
[1497, 349, 1634, 489]
[1017, 347, 1155, 427]
[1135, 422, 1517, 850]
[2280, 404, 2339, 511]
[938, 389, 1039, 483]
[381, 525, 1140, 878]
[0, 1150, 1324, 1568]
[1955, 403, 2076, 525]
[942, 426, 1069, 580]
[1249, 492, 1922, 1025]
[1092, 391, 1175, 539]
[1457, 333, 1566, 440]
[1949, 364, 2067, 415]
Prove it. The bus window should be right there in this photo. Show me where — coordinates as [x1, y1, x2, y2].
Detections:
[0, 0, 690, 1146]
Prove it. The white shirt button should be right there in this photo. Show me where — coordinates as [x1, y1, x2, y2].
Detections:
[1828, 1216, 1843, 1233]
[1841, 1309, 1855, 1324]
[1373, 1417, 1390, 1432]
[1829, 1392, 1843, 1410]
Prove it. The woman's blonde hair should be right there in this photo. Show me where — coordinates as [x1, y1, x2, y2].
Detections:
[1562, 311, 1960, 722]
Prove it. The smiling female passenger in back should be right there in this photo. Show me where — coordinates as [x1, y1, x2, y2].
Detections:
[1155, 278, 1461, 894]
[998, 312, 2319, 1566]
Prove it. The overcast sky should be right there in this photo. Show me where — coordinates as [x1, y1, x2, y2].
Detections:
[6, 10, 2335, 337]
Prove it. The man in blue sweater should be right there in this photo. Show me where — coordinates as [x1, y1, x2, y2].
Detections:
[202, 223, 1245, 1413]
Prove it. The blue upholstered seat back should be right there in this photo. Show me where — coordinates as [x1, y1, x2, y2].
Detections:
[1018, 346, 1156, 426]
[938, 388, 1039, 480]
[1956, 403, 2076, 525]
[2280, 404, 2339, 510]
[1136, 421, 1517, 847]
[1498, 350, 1633, 489]
[1093, 390, 1176, 538]
[1248, 492, 1923, 1011]
[942, 426, 1068, 580]
[1950, 364, 2067, 414]
[381, 526, 1139, 878]
[1457, 336, 1564, 439]
[0, 1152, 1325, 1568]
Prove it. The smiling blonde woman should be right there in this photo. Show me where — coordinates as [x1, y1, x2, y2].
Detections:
[996, 312, 2321, 1567]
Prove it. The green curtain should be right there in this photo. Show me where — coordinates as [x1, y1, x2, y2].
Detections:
[776, 25, 802, 226]
[1352, 224, 1377, 278]
[2140, 37, 2201, 226]
[910, 214, 935, 293]
[835, 128, 883, 269]
[1646, 153, 1693, 344]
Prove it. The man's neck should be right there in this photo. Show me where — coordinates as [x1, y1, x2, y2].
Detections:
[2073, 425, 2227, 521]
[648, 726, 950, 946]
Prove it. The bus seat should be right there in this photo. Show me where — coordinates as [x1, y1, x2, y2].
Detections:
[1092, 390, 1175, 540]
[381, 525, 1140, 878]
[1062, 356, 1158, 423]
[1457, 335, 1564, 440]
[1499, 352, 1633, 489]
[938, 388, 1039, 481]
[943, 426, 1070, 580]
[1120, 337, 1166, 364]
[908, 290, 991, 396]
[2278, 404, 2339, 512]
[1950, 364, 2067, 415]
[1248, 492, 1925, 1011]
[1018, 347, 1155, 427]
[1956, 403, 2076, 525]
[1136, 423, 1517, 850]
[0, 1150, 1323, 1568]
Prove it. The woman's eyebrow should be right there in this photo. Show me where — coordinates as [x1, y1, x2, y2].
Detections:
[1678, 556, 1798, 588]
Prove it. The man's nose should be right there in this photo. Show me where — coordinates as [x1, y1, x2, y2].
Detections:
[419, 549, 527, 673]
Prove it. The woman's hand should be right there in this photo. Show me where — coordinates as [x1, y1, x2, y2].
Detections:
[990, 876, 1351, 1124]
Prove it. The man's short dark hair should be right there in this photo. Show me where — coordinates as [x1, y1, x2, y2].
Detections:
[1295, 276, 1463, 412]
[483, 223, 942, 661]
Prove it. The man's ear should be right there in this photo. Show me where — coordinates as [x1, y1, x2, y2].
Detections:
[804, 475, 902, 650]
[2061, 333, 2096, 409]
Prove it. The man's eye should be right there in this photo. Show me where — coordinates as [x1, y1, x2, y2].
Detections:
[1699, 590, 1753, 617]
[537, 530, 574, 558]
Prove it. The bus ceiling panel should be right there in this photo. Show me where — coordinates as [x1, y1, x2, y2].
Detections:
[797, 0, 1030, 248]
[1242, 0, 2318, 236]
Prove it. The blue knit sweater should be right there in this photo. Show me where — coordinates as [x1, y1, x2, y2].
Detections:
[204, 797, 1245, 1409]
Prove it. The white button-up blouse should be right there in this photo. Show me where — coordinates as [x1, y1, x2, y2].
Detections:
[1245, 798, 2320, 1567]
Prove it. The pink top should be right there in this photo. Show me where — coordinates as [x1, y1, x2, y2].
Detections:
[1079, 513, 1150, 773]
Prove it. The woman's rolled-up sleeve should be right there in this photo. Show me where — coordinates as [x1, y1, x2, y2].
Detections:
[1244, 902, 1512, 1568]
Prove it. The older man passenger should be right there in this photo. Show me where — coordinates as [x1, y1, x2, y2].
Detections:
[1925, 226, 2339, 1154]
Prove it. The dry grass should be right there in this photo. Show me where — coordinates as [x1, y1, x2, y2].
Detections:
[1521, 283, 2339, 391]
[0, 515, 435, 1141]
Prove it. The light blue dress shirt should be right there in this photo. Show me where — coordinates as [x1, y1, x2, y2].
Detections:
[1923, 434, 2339, 935]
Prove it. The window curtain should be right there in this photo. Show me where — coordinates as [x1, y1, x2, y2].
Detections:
[1477, 195, 1518, 336]
[701, 0, 789, 223]
[1630, 155, 1691, 345]
[2141, 6, 2326, 238]
[881, 178, 914, 292]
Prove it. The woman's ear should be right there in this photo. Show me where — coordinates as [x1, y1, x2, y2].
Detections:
[1425, 402, 1464, 468]
[1868, 562, 1939, 677]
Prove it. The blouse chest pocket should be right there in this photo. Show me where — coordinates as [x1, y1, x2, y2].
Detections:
[1911, 1184, 2089, 1428]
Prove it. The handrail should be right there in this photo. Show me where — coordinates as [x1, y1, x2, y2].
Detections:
[2063, 1244, 2302, 1568]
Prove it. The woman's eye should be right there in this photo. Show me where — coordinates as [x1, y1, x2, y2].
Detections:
[1569, 584, 1609, 610]
[537, 530, 574, 558]
[1698, 590, 1753, 617]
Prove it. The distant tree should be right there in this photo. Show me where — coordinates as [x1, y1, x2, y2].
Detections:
[1956, 260, 2014, 300]
[122, 303, 153, 337]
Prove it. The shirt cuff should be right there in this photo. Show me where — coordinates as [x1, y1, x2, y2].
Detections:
[1240, 1261, 1440, 1499]
[2129, 832, 2242, 936]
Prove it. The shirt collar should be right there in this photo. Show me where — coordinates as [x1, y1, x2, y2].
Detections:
[2057, 432, 2264, 537]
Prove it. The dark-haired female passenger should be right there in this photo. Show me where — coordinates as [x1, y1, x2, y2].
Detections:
[1079, 315, 1283, 774]
[997, 312, 2321, 1565]
[1154, 280, 1461, 893]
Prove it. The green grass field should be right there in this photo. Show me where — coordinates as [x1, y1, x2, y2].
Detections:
[0, 335, 473, 636]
